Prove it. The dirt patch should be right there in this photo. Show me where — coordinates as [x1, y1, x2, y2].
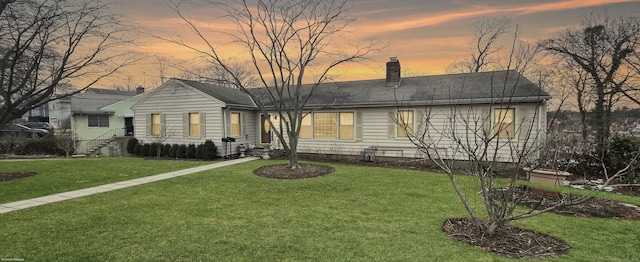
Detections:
[254, 163, 334, 179]
[0, 172, 36, 182]
[443, 218, 571, 259]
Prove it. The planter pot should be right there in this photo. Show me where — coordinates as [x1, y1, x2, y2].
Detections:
[523, 168, 572, 196]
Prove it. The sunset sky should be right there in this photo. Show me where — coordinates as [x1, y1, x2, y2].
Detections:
[104, 0, 640, 89]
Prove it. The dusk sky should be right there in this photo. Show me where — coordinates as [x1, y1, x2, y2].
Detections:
[105, 0, 640, 89]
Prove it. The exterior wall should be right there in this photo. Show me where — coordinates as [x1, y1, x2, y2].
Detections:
[49, 98, 72, 130]
[133, 81, 258, 157]
[72, 113, 124, 154]
[269, 102, 546, 162]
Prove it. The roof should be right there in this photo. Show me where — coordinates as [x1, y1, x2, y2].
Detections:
[82, 88, 136, 96]
[175, 79, 256, 107]
[71, 90, 136, 115]
[254, 70, 550, 108]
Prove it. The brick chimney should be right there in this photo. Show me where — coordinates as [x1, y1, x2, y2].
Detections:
[136, 86, 145, 94]
[386, 57, 400, 87]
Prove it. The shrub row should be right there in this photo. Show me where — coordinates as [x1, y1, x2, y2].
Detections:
[126, 138, 218, 160]
[0, 136, 69, 156]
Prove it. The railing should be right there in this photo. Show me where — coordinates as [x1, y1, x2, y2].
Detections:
[86, 128, 125, 154]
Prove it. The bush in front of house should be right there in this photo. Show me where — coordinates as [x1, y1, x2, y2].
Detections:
[161, 144, 171, 157]
[133, 143, 142, 156]
[127, 138, 138, 154]
[129, 141, 218, 160]
[200, 140, 217, 160]
[186, 144, 196, 159]
[141, 144, 151, 157]
[168, 144, 177, 158]
[176, 144, 187, 158]
[195, 143, 204, 159]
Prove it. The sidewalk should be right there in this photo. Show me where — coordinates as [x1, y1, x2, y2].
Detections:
[0, 157, 258, 214]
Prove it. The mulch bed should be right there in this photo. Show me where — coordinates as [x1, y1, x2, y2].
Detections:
[253, 163, 334, 179]
[0, 172, 36, 182]
[512, 186, 640, 220]
[442, 187, 640, 258]
[442, 218, 571, 259]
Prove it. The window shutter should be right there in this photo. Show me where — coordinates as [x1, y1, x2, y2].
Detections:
[182, 113, 189, 137]
[518, 107, 530, 140]
[200, 111, 207, 138]
[387, 111, 396, 138]
[240, 112, 246, 137]
[146, 114, 151, 136]
[160, 113, 166, 137]
[355, 111, 363, 141]
[417, 109, 426, 137]
[481, 106, 491, 138]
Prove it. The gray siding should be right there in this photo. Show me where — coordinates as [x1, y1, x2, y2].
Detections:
[270, 102, 545, 162]
[133, 80, 257, 157]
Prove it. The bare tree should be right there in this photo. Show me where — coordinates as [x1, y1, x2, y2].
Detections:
[543, 14, 640, 154]
[164, 0, 379, 168]
[179, 59, 258, 88]
[448, 17, 512, 73]
[0, 0, 136, 127]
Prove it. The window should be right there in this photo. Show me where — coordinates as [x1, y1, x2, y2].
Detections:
[314, 112, 337, 139]
[300, 114, 312, 139]
[397, 110, 413, 137]
[189, 113, 200, 137]
[339, 112, 354, 140]
[88, 115, 109, 128]
[231, 112, 241, 137]
[494, 108, 515, 139]
[151, 113, 161, 136]
[298, 111, 356, 140]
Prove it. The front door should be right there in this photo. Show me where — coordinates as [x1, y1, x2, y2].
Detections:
[124, 117, 134, 136]
[261, 115, 271, 144]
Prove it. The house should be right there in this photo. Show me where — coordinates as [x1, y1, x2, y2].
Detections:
[131, 80, 257, 157]
[132, 58, 550, 161]
[71, 88, 143, 155]
[22, 94, 72, 130]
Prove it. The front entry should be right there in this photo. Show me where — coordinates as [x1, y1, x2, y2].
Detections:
[124, 117, 134, 136]
[261, 115, 271, 144]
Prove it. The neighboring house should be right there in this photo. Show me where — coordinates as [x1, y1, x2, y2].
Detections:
[47, 95, 72, 130]
[23, 94, 72, 130]
[71, 88, 141, 154]
[131, 79, 257, 157]
[132, 59, 550, 161]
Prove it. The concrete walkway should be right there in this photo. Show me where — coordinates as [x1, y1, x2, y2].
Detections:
[0, 157, 258, 214]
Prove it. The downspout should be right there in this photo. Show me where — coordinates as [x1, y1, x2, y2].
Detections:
[222, 106, 230, 157]
[538, 100, 545, 159]
[222, 106, 229, 138]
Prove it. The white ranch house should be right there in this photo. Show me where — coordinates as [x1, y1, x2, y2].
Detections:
[131, 59, 550, 161]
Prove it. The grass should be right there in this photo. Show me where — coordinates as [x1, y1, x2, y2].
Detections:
[0, 159, 639, 261]
[0, 157, 210, 203]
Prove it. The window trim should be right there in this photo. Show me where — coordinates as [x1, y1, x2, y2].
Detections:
[87, 115, 109, 128]
[188, 112, 200, 137]
[151, 113, 161, 136]
[396, 110, 414, 138]
[493, 108, 516, 139]
[298, 111, 357, 141]
[230, 112, 242, 137]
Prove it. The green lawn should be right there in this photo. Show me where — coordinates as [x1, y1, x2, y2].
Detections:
[0, 157, 210, 203]
[0, 159, 639, 261]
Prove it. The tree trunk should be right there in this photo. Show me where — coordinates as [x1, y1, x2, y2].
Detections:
[594, 84, 610, 157]
[287, 132, 300, 169]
